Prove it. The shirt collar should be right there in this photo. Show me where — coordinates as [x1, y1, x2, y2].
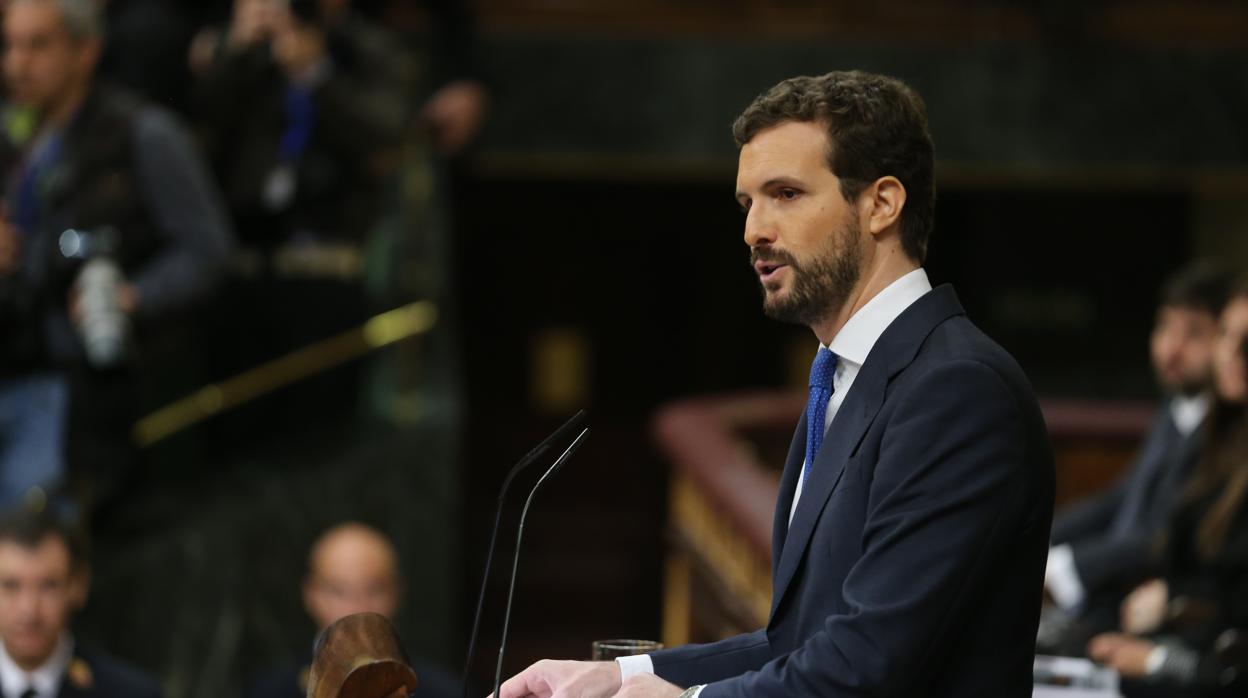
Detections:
[0, 633, 73, 698]
[826, 268, 933, 366]
[1170, 393, 1210, 438]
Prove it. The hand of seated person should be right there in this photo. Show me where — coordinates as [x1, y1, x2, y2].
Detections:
[1088, 632, 1156, 678]
[1122, 578, 1169, 635]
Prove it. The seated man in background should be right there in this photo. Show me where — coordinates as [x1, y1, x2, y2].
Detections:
[1042, 262, 1233, 652]
[1087, 278, 1248, 697]
[0, 510, 162, 697]
[0, 0, 233, 511]
[246, 522, 459, 698]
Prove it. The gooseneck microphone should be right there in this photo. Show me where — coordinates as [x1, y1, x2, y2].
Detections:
[493, 427, 591, 697]
[461, 410, 588, 698]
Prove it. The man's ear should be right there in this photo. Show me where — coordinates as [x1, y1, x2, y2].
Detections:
[864, 176, 907, 236]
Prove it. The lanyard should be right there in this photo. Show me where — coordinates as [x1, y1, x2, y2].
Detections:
[13, 131, 63, 235]
[279, 85, 316, 163]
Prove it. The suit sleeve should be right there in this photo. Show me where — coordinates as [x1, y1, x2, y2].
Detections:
[1067, 530, 1154, 593]
[650, 630, 771, 688]
[129, 108, 234, 319]
[1050, 482, 1127, 545]
[700, 360, 1039, 697]
[1052, 411, 1172, 591]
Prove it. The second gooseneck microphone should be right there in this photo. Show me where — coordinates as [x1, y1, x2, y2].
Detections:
[492, 427, 590, 697]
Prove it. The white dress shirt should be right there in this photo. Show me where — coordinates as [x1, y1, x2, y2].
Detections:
[619, 269, 934, 693]
[0, 634, 73, 698]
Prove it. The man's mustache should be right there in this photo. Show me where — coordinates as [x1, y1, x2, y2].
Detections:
[750, 246, 799, 269]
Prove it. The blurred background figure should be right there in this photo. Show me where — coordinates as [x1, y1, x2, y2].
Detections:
[0, 509, 161, 697]
[0, 0, 232, 514]
[185, 0, 483, 444]
[1041, 262, 1234, 653]
[188, 0, 412, 424]
[245, 521, 459, 698]
[1087, 278, 1248, 697]
[0, 1, 1242, 696]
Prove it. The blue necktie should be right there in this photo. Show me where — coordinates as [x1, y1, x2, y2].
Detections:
[805, 347, 838, 481]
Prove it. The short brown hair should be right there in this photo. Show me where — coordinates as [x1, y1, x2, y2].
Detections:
[1159, 260, 1235, 317]
[0, 509, 87, 572]
[732, 70, 936, 262]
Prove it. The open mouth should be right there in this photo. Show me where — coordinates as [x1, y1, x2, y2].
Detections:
[754, 261, 788, 281]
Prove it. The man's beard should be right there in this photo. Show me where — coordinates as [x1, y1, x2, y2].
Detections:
[751, 216, 862, 327]
[1159, 368, 1212, 399]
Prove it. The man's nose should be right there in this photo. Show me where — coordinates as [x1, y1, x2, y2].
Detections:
[743, 206, 777, 248]
[13, 592, 39, 618]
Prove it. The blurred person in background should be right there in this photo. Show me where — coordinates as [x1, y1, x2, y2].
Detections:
[0, 509, 161, 697]
[189, 0, 415, 253]
[245, 521, 459, 698]
[1088, 278, 1248, 697]
[188, 0, 415, 435]
[1041, 262, 1233, 653]
[0, 0, 233, 513]
[187, 0, 484, 438]
[385, 0, 489, 157]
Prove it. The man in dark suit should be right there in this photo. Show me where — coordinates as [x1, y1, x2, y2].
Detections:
[0, 510, 161, 698]
[495, 71, 1054, 698]
[1041, 262, 1231, 650]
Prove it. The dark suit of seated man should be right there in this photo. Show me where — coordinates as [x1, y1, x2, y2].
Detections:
[1043, 263, 1231, 648]
[0, 511, 161, 698]
[245, 522, 460, 698]
[495, 70, 1055, 698]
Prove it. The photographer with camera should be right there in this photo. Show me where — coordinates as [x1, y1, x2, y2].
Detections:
[0, 0, 234, 513]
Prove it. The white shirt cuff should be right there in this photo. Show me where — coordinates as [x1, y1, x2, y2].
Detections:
[616, 653, 654, 680]
[689, 687, 706, 697]
[1045, 544, 1086, 611]
[1145, 645, 1169, 675]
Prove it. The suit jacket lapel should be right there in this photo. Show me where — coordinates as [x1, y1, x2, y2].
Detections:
[767, 284, 967, 621]
[771, 414, 808, 580]
[770, 369, 885, 618]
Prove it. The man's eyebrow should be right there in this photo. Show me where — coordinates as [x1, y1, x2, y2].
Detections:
[736, 176, 806, 199]
[761, 177, 805, 189]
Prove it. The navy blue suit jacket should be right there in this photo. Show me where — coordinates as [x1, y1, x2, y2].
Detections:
[0, 646, 164, 698]
[651, 285, 1055, 697]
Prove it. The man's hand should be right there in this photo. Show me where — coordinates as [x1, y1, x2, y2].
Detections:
[0, 218, 19, 275]
[271, 11, 328, 85]
[613, 674, 685, 698]
[1121, 579, 1168, 635]
[68, 282, 138, 325]
[492, 659, 620, 698]
[228, 0, 282, 50]
[1088, 632, 1156, 678]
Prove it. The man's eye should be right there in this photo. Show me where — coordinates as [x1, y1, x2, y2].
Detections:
[738, 201, 751, 213]
[779, 189, 799, 200]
